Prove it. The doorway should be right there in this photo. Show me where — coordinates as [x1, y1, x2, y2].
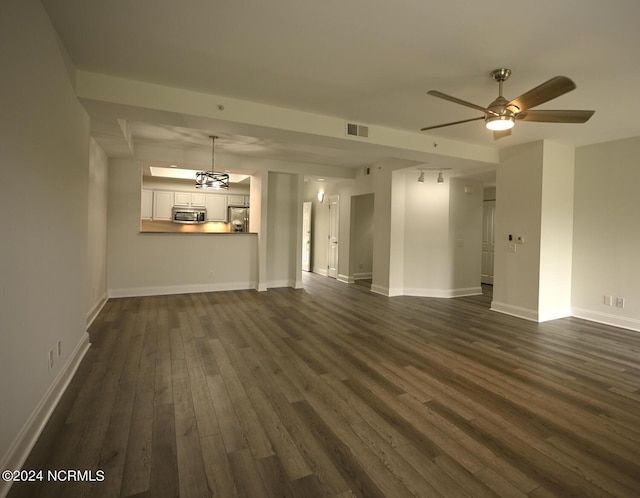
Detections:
[481, 199, 496, 285]
[327, 194, 339, 278]
[349, 193, 374, 288]
[302, 201, 312, 272]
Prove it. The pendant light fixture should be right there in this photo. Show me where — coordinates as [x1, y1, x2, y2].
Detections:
[196, 136, 229, 189]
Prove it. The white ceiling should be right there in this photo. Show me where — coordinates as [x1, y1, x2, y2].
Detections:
[41, 0, 640, 180]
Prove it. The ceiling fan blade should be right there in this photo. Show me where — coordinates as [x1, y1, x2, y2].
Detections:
[516, 109, 595, 123]
[493, 129, 512, 140]
[420, 116, 484, 131]
[427, 90, 492, 115]
[508, 76, 576, 112]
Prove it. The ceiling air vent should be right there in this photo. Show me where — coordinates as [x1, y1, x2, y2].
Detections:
[346, 122, 369, 138]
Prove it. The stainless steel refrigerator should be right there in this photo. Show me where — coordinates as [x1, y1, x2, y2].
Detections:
[229, 206, 249, 232]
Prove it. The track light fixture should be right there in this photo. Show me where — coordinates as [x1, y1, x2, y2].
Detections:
[417, 170, 425, 183]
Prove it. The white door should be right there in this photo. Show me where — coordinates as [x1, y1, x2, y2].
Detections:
[327, 195, 339, 278]
[481, 200, 496, 284]
[302, 201, 312, 272]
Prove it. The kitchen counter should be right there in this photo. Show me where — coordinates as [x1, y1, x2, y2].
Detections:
[140, 220, 253, 233]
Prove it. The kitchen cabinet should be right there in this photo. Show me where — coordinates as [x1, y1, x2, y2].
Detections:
[228, 195, 246, 206]
[205, 194, 228, 221]
[191, 192, 206, 206]
[141, 189, 153, 219]
[153, 191, 174, 220]
[174, 192, 206, 207]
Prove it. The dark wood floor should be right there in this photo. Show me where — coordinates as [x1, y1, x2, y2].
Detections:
[9, 273, 640, 497]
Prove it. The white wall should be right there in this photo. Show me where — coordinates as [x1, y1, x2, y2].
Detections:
[401, 174, 483, 297]
[0, 0, 91, 483]
[572, 136, 640, 331]
[493, 142, 544, 319]
[402, 174, 451, 295]
[449, 177, 484, 294]
[265, 172, 300, 288]
[493, 140, 580, 322]
[107, 159, 258, 296]
[87, 137, 109, 323]
[539, 142, 574, 321]
[350, 194, 375, 279]
[305, 166, 483, 298]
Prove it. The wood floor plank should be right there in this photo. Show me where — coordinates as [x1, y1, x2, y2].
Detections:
[227, 449, 269, 498]
[174, 416, 210, 498]
[9, 276, 640, 498]
[199, 434, 237, 497]
[206, 374, 248, 453]
[148, 403, 179, 498]
[245, 385, 312, 480]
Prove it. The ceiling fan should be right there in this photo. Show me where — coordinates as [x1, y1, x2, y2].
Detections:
[420, 68, 594, 139]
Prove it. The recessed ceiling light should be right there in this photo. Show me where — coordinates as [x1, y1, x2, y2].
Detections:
[169, 164, 178, 168]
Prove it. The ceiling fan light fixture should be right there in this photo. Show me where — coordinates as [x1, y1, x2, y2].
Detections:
[485, 115, 515, 131]
[196, 136, 230, 190]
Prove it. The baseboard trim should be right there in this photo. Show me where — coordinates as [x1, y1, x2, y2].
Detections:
[313, 268, 328, 277]
[86, 291, 108, 328]
[538, 308, 572, 322]
[337, 274, 353, 284]
[490, 301, 539, 322]
[353, 272, 373, 280]
[0, 332, 90, 498]
[108, 281, 257, 298]
[572, 308, 640, 332]
[266, 279, 298, 289]
[370, 284, 405, 297]
[403, 286, 483, 298]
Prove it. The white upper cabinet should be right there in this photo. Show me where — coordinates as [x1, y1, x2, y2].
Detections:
[174, 192, 190, 206]
[227, 195, 245, 206]
[141, 189, 153, 219]
[191, 192, 206, 207]
[174, 192, 206, 207]
[205, 194, 228, 221]
[153, 191, 174, 220]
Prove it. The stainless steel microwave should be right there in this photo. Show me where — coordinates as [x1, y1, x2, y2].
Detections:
[172, 206, 206, 224]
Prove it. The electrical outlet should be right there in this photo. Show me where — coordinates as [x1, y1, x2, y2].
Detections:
[209, 270, 215, 278]
[48, 350, 54, 369]
[516, 236, 525, 244]
[57, 340, 62, 357]
[604, 295, 613, 306]
[616, 297, 625, 308]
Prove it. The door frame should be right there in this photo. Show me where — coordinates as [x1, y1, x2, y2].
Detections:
[327, 194, 339, 278]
